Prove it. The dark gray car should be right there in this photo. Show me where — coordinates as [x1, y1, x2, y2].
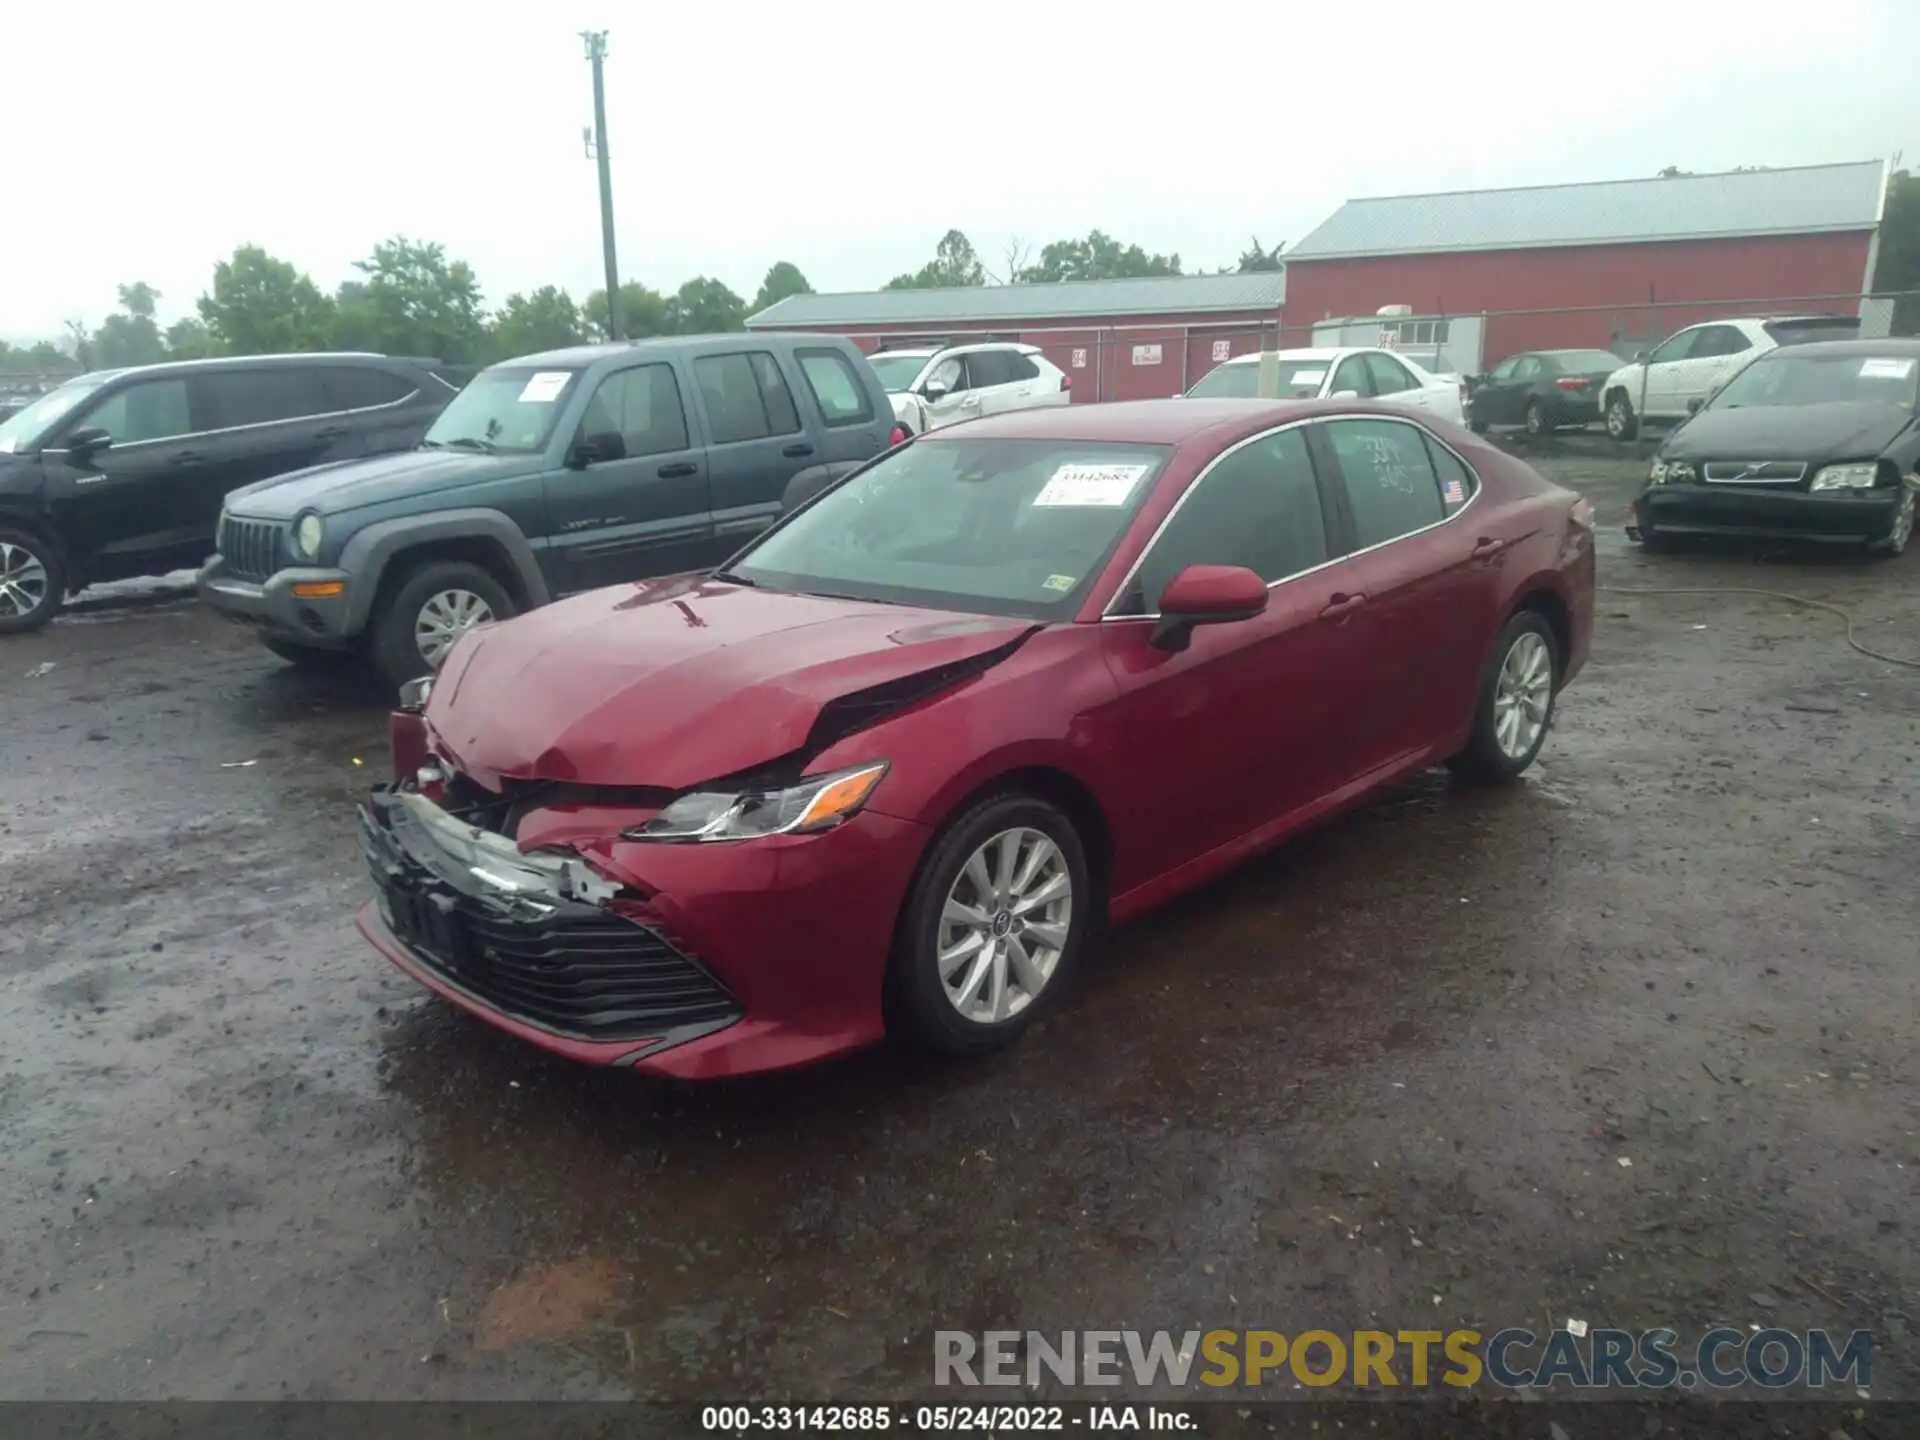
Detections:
[198, 333, 897, 688]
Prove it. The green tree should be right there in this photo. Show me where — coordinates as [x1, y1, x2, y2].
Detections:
[1873, 168, 1920, 334]
[1235, 236, 1284, 273]
[343, 236, 488, 362]
[489, 286, 586, 360]
[585, 282, 673, 340]
[751, 261, 813, 314]
[91, 282, 170, 369]
[1016, 230, 1181, 284]
[884, 230, 986, 290]
[665, 276, 747, 334]
[197, 245, 337, 355]
[164, 316, 217, 359]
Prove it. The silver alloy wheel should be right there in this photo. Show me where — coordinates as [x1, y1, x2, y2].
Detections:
[414, 588, 494, 666]
[1493, 631, 1553, 761]
[937, 826, 1073, 1025]
[1891, 486, 1915, 553]
[0, 539, 50, 619]
[1525, 402, 1545, 436]
[1605, 399, 1629, 439]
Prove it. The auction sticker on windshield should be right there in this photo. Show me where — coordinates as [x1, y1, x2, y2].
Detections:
[1860, 358, 1915, 379]
[1034, 463, 1151, 508]
[1042, 573, 1077, 593]
[518, 372, 573, 403]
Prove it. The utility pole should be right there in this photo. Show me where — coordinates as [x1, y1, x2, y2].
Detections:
[581, 30, 621, 340]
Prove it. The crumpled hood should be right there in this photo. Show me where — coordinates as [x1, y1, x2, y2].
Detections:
[427, 575, 1036, 790]
[225, 448, 535, 518]
[1663, 403, 1915, 463]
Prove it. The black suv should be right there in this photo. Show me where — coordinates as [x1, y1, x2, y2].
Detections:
[198, 334, 897, 688]
[0, 354, 455, 632]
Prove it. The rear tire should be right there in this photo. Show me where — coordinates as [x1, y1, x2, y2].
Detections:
[368, 561, 514, 693]
[1523, 400, 1549, 437]
[1448, 611, 1560, 784]
[1468, 418, 1489, 435]
[890, 793, 1092, 1057]
[0, 526, 66, 635]
[1604, 393, 1639, 442]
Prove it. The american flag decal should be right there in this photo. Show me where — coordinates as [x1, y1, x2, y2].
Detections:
[1443, 478, 1466, 505]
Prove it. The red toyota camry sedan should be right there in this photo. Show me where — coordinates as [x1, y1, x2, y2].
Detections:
[357, 399, 1595, 1079]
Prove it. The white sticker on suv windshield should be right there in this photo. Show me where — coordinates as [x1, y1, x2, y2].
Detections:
[1042, 573, 1076, 593]
[518, 371, 572, 403]
[1034, 463, 1150, 507]
[1860, 357, 1915, 379]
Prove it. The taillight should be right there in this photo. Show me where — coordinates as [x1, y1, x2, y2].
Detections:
[1555, 378, 1588, 391]
[889, 424, 908, 446]
[1060, 375, 1071, 392]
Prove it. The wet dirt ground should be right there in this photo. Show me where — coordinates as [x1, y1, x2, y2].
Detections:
[2, 436, 1917, 1404]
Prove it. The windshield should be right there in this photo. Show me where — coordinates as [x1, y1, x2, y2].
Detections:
[0, 377, 106, 454]
[1185, 360, 1329, 400]
[726, 437, 1172, 619]
[1709, 352, 1919, 412]
[1544, 351, 1625, 374]
[422, 367, 583, 454]
[867, 354, 933, 393]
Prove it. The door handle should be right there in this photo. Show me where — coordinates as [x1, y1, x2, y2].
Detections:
[657, 462, 699, 479]
[781, 442, 814, 459]
[1471, 537, 1508, 562]
[168, 451, 205, 467]
[1318, 592, 1367, 621]
[314, 427, 348, 441]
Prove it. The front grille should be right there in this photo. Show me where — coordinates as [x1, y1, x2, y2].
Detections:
[360, 800, 738, 1042]
[220, 516, 287, 581]
[1702, 460, 1808, 486]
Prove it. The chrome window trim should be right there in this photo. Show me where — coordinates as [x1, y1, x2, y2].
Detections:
[51, 373, 426, 456]
[1100, 412, 1484, 623]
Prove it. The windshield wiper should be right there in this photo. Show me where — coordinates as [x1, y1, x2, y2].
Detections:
[713, 570, 757, 587]
[440, 435, 498, 454]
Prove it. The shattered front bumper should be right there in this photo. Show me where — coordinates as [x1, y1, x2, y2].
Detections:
[358, 787, 742, 1067]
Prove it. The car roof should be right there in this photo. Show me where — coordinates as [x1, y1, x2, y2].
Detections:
[1743, 337, 1920, 359]
[923, 397, 1348, 447]
[501, 331, 854, 368]
[66, 352, 409, 384]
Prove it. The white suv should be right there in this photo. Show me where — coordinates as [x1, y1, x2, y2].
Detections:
[1600, 314, 1859, 440]
[864, 342, 1071, 436]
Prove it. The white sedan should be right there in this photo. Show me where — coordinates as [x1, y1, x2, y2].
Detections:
[1183, 347, 1467, 423]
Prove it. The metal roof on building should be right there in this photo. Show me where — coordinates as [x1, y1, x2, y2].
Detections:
[1287, 160, 1888, 261]
[746, 272, 1287, 328]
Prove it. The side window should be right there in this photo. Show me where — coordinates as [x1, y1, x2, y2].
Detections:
[1329, 356, 1373, 397]
[1364, 353, 1417, 395]
[1423, 434, 1478, 516]
[796, 348, 876, 427]
[1647, 329, 1702, 365]
[1114, 428, 1328, 616]
[926, 356, 965, 394]
[1488, 357, 1519, 382]
[964, 351, 1017, 388]
[693, 351, 798, 444]
[1324, 418, 1446, 548]
[577, 363, 690, 458]
[1695, 325, 1751, 358]
[320, 366, 417, 411]
[76, 378, 193, 444]
[1006, 352, 1041, 381]
[1512, 356, 1542, 381]
[203, 368, 332, 429]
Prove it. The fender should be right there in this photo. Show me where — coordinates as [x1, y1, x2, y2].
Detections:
[337, 507, 551, 633]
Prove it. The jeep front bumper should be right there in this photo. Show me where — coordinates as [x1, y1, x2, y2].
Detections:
[197, 554, 359, 646]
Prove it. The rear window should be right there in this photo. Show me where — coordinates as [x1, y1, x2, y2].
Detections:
[1542, 351, 1625, 374]
[796, 348, 876, 427]
[1763, 317, 1861, 347]
[695, 352, 801, 444]
[205, 368, 333, 429]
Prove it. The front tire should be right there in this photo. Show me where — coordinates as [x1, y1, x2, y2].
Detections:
[1868, 484, 1914, 558]
[1449, 611, 1560, 783]
[0, 527, 66, 635]
[891, 793, 1092, 1056]
[368, 561, 515, 692]
[1604, 393, 1639, 442]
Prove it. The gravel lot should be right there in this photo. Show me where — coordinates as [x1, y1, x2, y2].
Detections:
[2, 436, 1916, 1405]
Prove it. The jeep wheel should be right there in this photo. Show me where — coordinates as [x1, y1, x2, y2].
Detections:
[0, 528, 65, 635]
[369, 561, 515, 692]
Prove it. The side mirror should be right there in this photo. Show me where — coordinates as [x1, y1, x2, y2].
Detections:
[1329, 389, 1360, 400]
[1686, 397, 1704, 415]
[1151, 564, 1267, 652]
[921, 380, 951, 403]
[64, 426, 111, 461]
[566, 430, 626, 468]
[1633, 350, 1649, 364]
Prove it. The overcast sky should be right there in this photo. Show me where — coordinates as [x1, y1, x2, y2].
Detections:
[4, 0, 1915, 340]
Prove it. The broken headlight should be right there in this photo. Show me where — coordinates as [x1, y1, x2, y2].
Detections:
[624, 761, 890, 843]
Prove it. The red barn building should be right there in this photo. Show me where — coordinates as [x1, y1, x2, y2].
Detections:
[744, 273, 1285, 402]
[1281, 160, 1888, 371]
